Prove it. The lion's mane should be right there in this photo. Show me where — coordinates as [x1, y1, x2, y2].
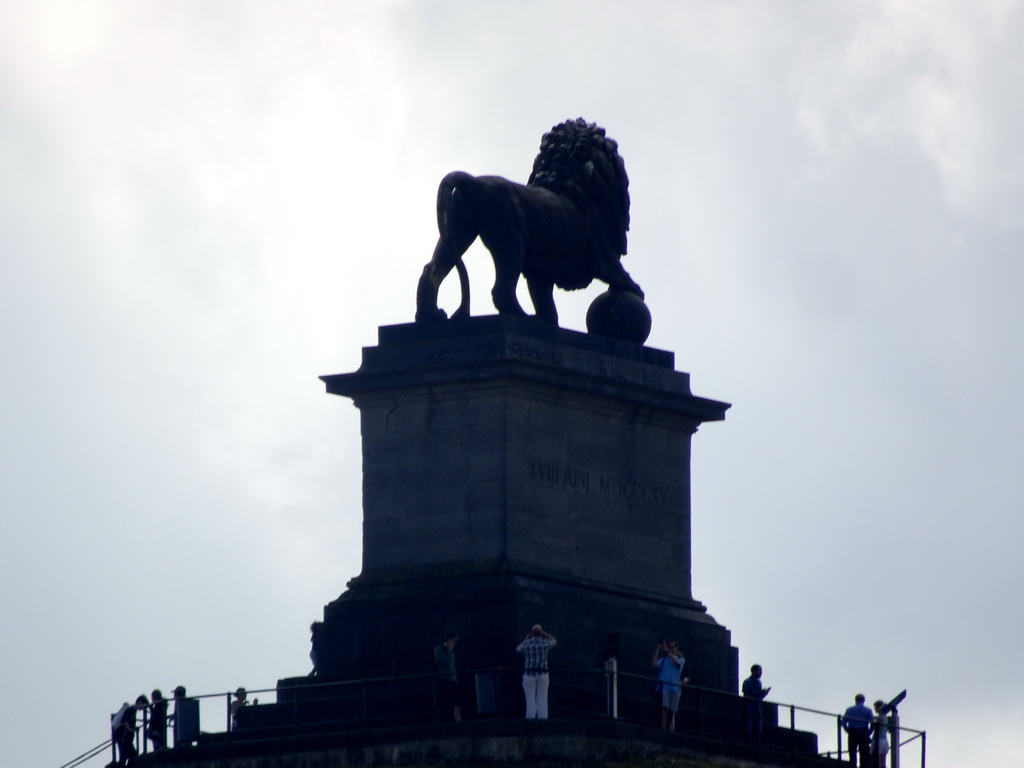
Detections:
[528, 118, 631, 265]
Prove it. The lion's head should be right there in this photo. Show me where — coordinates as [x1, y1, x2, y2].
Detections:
[527, 118, 631, 258]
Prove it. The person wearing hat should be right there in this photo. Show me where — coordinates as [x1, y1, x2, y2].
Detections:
[230, 687, 257, 730]
[171, 685, 198, 747]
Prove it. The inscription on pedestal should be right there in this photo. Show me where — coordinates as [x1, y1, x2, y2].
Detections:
[528, 459, 670, 508]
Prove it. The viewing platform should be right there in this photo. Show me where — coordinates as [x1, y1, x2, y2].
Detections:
[73, 667, 925, 768]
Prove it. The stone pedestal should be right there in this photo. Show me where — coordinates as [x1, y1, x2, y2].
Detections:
[316, 316, 737, 701]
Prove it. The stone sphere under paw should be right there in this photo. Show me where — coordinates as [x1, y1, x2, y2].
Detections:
[586, 289, 652, 344]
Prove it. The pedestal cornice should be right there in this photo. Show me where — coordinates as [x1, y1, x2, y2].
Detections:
[321, 316, 730, 424]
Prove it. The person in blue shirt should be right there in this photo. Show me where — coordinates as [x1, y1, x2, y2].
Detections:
[651, 640, 687, 732]
[842, 693, 875, 766]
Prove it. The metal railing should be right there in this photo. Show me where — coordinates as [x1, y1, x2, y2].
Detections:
[95, 665, 926, 768]
[607, 664, 925, 767]
[58, 738, 112, 768]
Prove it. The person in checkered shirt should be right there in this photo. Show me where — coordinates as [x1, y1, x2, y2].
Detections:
[516, 624, 557, 719]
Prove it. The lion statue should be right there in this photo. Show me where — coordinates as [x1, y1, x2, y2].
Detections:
[415, 118, 644, 327]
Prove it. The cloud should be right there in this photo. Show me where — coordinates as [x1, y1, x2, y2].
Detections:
[2, 3, 1023, 766]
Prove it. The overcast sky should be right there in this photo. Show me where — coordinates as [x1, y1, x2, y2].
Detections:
[3, 2, 1022, 767]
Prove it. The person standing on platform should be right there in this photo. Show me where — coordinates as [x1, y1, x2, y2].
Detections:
[742, 664, 771, 749]
[230, 687, 256, 730]
[146, 689, 168, 751]
[516, 624, 557, 719]
[112, 695, 149, 767]
[652, 640, 687, 732]
[433, 632, 462, 722]
[171, 685, 198, 747]
[309, 621, 323, 676]
[842, 693, 874, 766]
[872, 699, 891, 768]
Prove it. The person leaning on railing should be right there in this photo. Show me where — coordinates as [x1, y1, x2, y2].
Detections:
[111, 695, 149, 767]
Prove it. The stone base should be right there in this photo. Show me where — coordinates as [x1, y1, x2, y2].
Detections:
[315, 564, 737, 701]
[316, 316, 736, 699]
[141, 717, 826, 768]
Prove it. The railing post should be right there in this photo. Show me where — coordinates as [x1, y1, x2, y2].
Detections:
[892, 712, 901, 768]
[497, 667, 504, 719]
[604, 657, 618, 719]
[695, 686, 702, 737]
[225, 691, 232, 735]
[790, 704, 796, 755]
[920, 730, 926, 768]
[431, 670, 438, 723]
[837, 715, 844, 761]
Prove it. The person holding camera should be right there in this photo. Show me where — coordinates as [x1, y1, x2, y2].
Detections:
[652, 640, 687, 732]
[516, 624, 557, 719]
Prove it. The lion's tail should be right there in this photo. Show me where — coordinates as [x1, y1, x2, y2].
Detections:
[435, 171, 474, 320]
[437, 171, 474, 240]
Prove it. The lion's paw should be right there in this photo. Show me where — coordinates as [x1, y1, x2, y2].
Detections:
[415, 307, 449, 324]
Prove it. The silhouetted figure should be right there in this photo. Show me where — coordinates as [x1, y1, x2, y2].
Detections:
[652, 640, 688, 732]
[230, 687, 256, 730]
[309, 621, 322, 676]
[872, 699, 891, 768]
[415, 119, 645, 335]
[842, 693, 874, 766]
[742, 664, 771, 748]
[171, 685, 199, 747]
[516, 624, 557, 719]
[146, 689, 167, 751]
[433, 632, 462, 722]
[112, 695, 148, 767]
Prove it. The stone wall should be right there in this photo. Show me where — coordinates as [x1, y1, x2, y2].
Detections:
[316, 317, 736, 692]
